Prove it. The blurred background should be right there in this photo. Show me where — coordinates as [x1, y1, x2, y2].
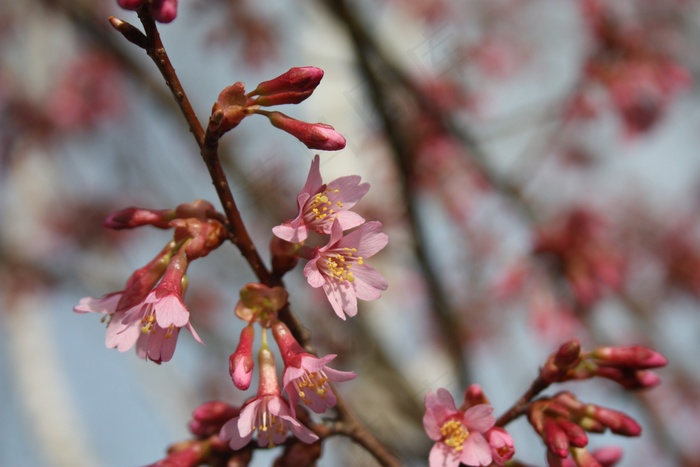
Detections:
[2, 0, 700, 465]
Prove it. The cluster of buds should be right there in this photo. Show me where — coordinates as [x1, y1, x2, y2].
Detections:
[540, 339, 668, 390]
[272, 155, 389, 319]
[423, 385, 514, 467]
[533, 208, 625, 307]
[73, 200, 228, 362]
[117, 0, 178, 23]
[207, 67, 346, 151]
[221, 284, 355, 451]
[573, 0, 691, 136]
[528, 391, 640, 466]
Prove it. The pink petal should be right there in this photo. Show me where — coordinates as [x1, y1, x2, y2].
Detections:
[154, 294, 190, 328]
[339, 221, 388, 258]
[322, 280, 357, 319]
[459, 433, 492, 466]
[353, 266, 388, 300]
[73, 294, 121, 314]
[327, 175, 369, 205]
[334, 210, 366, 232]
[299, 155, 323, 196]
[220, 416, 253, 451]
[303, 260, 325, 288]
[429, 442, 460, 467]
[463, 404, 495, 433]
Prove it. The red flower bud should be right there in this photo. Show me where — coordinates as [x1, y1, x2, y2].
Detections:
[463, 383, 490, 407]
[265, 111, 346, 151]
[544, 417, 570, 458]
[591, 345, 668, 369]
[104, 207, 175, 230]
[570, 447, 604, 467]
[189, 401, 240, 438]
[556, 418, 588, 448]
[590, 446, 623, 467]
[585, 405, 641, 436]
[229, 324, 255, 390]
[253, 67, 324, 97]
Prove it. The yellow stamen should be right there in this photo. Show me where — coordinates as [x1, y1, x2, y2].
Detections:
[441, 419, 469, 451]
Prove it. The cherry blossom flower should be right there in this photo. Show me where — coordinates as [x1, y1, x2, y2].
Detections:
[220, 343, 318, 449]
[423, 388, 495, 467]
[74, 248, 202, 363]
[272, 321, 355, 415]
[273, 155, 369, 243]
[485, 427, 515, 465]
[304, 220, 388, 319]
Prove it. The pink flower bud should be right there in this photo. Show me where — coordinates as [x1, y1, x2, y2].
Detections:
[486, 427, 515, 465]
[172, 218, 228, 260]
[585, 405, 642, 436]
[104, 207, 175, 230]
[147, 441, 203, 467]
[591, 345, 668, 369]
[544, 417, 570, 458]
[151, 0, 178, 23]
[265, 111, 346, 151]
[189, 401, 240, 438]
[117, 0, 141, 10]
[253, 67, 324, 97]
[556, 418, 588, 448]
[570, 447, 604, 467]
[463, 383, 490, 408]
[590, 446, 623, 467]
[229, 325, 255, 390]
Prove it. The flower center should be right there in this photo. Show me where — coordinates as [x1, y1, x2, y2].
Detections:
[294, 370, 329, 406]
[441, 419, 469, 451]
[258, 405, 286, 448]
[140, 313, 156, 334]
[325, 247, 363, 283]
[309, 188, 342, 222]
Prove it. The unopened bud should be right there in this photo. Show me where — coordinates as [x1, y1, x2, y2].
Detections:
[229, 324, 255, 390]
[590, 446, 623, 467]
[104, 207, 175, 229]
[175, 199, 217, 220]
[210, 83, 248, 136]
[556, 418, 588, 448]
[189, 401, 240, 438]
[543, 418, 570, 458]
[570, 447, 604, 467]
[152, 0, 178, 23]
[265, 111, 346, 151]
[585, 405, 642, 436]
[591, 346, 668, 369]
[273, 440, 322, 467]
[253, 67, 324, 97]
[463, 383, 489, 407]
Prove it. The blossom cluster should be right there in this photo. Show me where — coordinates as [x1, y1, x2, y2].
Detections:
[74, 200, 226, 363]
[273, 154, 389, 319]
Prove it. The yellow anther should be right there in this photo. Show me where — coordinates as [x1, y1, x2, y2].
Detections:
[440, 419, 469, 451]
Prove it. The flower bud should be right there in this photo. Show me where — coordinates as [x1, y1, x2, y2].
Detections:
[486, 427, 515, 465]
[273, 440, 322, 467]
[543, 417, 570, 458]
[174, 199, 217, 220]
[590, 447, 623, 467]
[591, 346, 668, 369]
[253, 67, 324, 97]
[189, 401, 240, 438]
[152, 0, 178, 23]
[104, 207, 175, 229]
[570, 447, 604, 467]
[265, 111, 346, 151]
[556, 418, 588, 448]
[585, 405, 641, 436]
[229, 324, 255, 390]
[463, 384, 490, 408]
[117, 0, 141, 9]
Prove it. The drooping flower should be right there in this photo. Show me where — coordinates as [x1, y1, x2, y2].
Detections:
[220, 339, 318, 450]
[423, 388, 495, 467]
[273, 155, 369, 243]
[74, 245, 202, 363]
[304, 219, 388, 319]
[272, 321, 355, 415]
